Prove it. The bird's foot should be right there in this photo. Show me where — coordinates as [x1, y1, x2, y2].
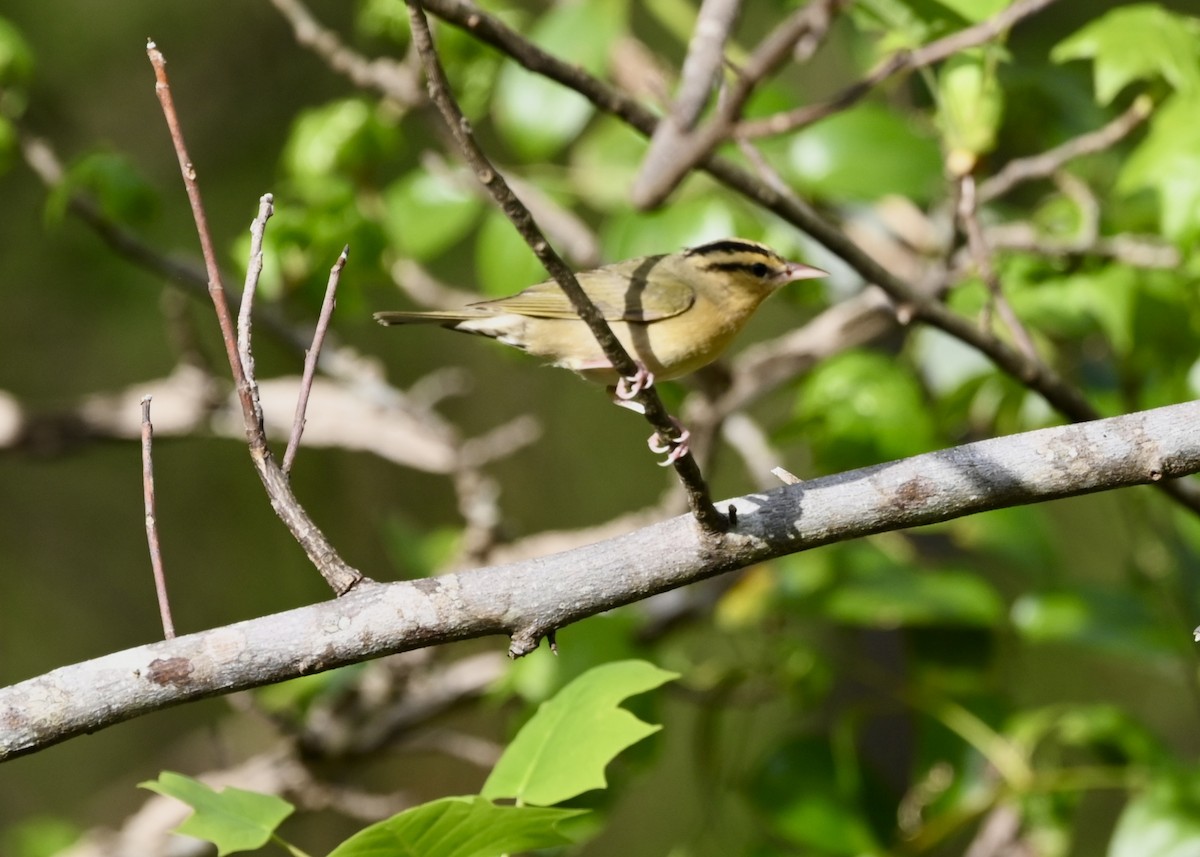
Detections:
[648, 418, 691, 467]
[615, 364, 655, 401]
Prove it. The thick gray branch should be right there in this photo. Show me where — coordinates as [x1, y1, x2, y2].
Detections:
[4, 399, 1199, 761]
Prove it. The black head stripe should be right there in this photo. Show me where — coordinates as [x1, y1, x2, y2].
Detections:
[705, 261, 775, 276]
[685, 239, 776, 260]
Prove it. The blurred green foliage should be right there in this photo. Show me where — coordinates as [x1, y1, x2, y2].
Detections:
[2, 1, 1200, 856]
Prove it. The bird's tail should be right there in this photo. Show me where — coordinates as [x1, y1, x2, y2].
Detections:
[374, 310, 485, 326]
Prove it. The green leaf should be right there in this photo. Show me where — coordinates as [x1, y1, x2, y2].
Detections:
[600, 196, 742, 261]
[793, 349, 940, 472]
[1051, 4, 1200, 104]
[0, 16, 35, 90]
[786, 103, 943, 202]
[937, 50, 1005, 173]
[493, 0, 627, 159]
[1, 816, 80, 857]
[45, 150, 157, 228]
[473, 212, 547, 297]
[282, 98, 400, 190]
[932, 0, 1011, 23]
[139, 772, 294, 857]
[1118, 90, 1200, 244]
[1008, 265, 1139, 355]
[327, 796, 582, 857]
[383, 170, 482, 261]
[1110, 770, 1200, 857]
[749, 736, 881, 854]
[820, 550, 1005, 628]
[570, 118, 647, 210]
[1011, 588, 1179, 659]
[1007, 703, 1167, 765]
[482, 659, 678, 805]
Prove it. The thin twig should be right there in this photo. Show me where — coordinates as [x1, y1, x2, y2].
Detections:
[269, 0, 424, 106]
[737, 0, 1059, 138]
[675, 0, 742, 127]
[147, 42, 260, 445]
[631, 0, 742, 203]
[632, 0, 844, 207]
[284, 246, 348, 475]
[240, 194, 273, 427]
[140, 396, 175, 639]
[146, 40, 365, 594]
[979, 95, 1153, 202]
[403, 1, 728, 534]
[956, 173, 1039, 362]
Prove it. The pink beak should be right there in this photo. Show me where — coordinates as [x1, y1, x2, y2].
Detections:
[779, 262, 829, 283]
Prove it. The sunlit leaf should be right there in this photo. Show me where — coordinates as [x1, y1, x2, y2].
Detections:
[787, 104, 943, 202]
[793, 349, 940, 471]
[1051, 4, 1200, 104]
[1110, 771, 1200, 857]
[493, 0, 627, 159]
[0, 17, 34, 89]
[328, 796, 582, 857]
[139, 772, 293, 857]
[1118, 90, 1200, 244]
[282, 98, 400, 189]
[474, 212, 546, 297]
[933, 0, 1012, 23]
[601, 197, 743, 261]
[482, 660, 677, 805]
[937, 50, 1005, 173]
[383, 170, 482, 261]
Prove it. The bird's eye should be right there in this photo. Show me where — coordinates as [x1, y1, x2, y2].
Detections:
[750, 262, 770, 278]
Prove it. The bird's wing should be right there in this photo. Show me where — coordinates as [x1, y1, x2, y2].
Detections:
[472, 257, 696, 322]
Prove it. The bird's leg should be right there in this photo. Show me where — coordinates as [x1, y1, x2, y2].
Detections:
[614, 363, 655, 401]
[607, 382, 691, 465]
[648, 417, 691, 467]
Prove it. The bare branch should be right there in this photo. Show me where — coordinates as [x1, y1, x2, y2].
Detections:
[140, 396, 175, 640]
[238, 195, 274, 426]
[956, 173, 1039, 361]
[146, 41, 364, 594]
[738, 0, 1060, 138]
[632, 0, 845, 207]
[979, 95, 1153, 202]
[269, 0, 424, 106]
[283, 246, 348, 475]
[6, 397, 1200, 760]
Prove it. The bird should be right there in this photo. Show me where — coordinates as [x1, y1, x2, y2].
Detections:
[375, 238, 827, 462]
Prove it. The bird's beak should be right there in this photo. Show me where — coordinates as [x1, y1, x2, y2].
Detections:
[779, 262, 829, 283]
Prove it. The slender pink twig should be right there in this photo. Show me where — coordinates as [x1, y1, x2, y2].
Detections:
[283, 246, 348, 476]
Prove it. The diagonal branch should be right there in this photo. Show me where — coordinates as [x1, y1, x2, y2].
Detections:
[403, 0, 727, 535]
[737, 0, 1060, 138]
[5, 396, 1200, 761]
[632, 0, 845, 207]
[414, 0, 1200, 518]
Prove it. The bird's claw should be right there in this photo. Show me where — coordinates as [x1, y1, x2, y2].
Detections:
[649, 419, 691, 466]
[615, 364, 655, 400]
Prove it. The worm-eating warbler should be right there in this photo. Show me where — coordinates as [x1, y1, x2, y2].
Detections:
[375, 238, 827, 390]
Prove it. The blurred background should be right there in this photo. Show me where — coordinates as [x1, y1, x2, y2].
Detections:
[2, 0, 1200, 855]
